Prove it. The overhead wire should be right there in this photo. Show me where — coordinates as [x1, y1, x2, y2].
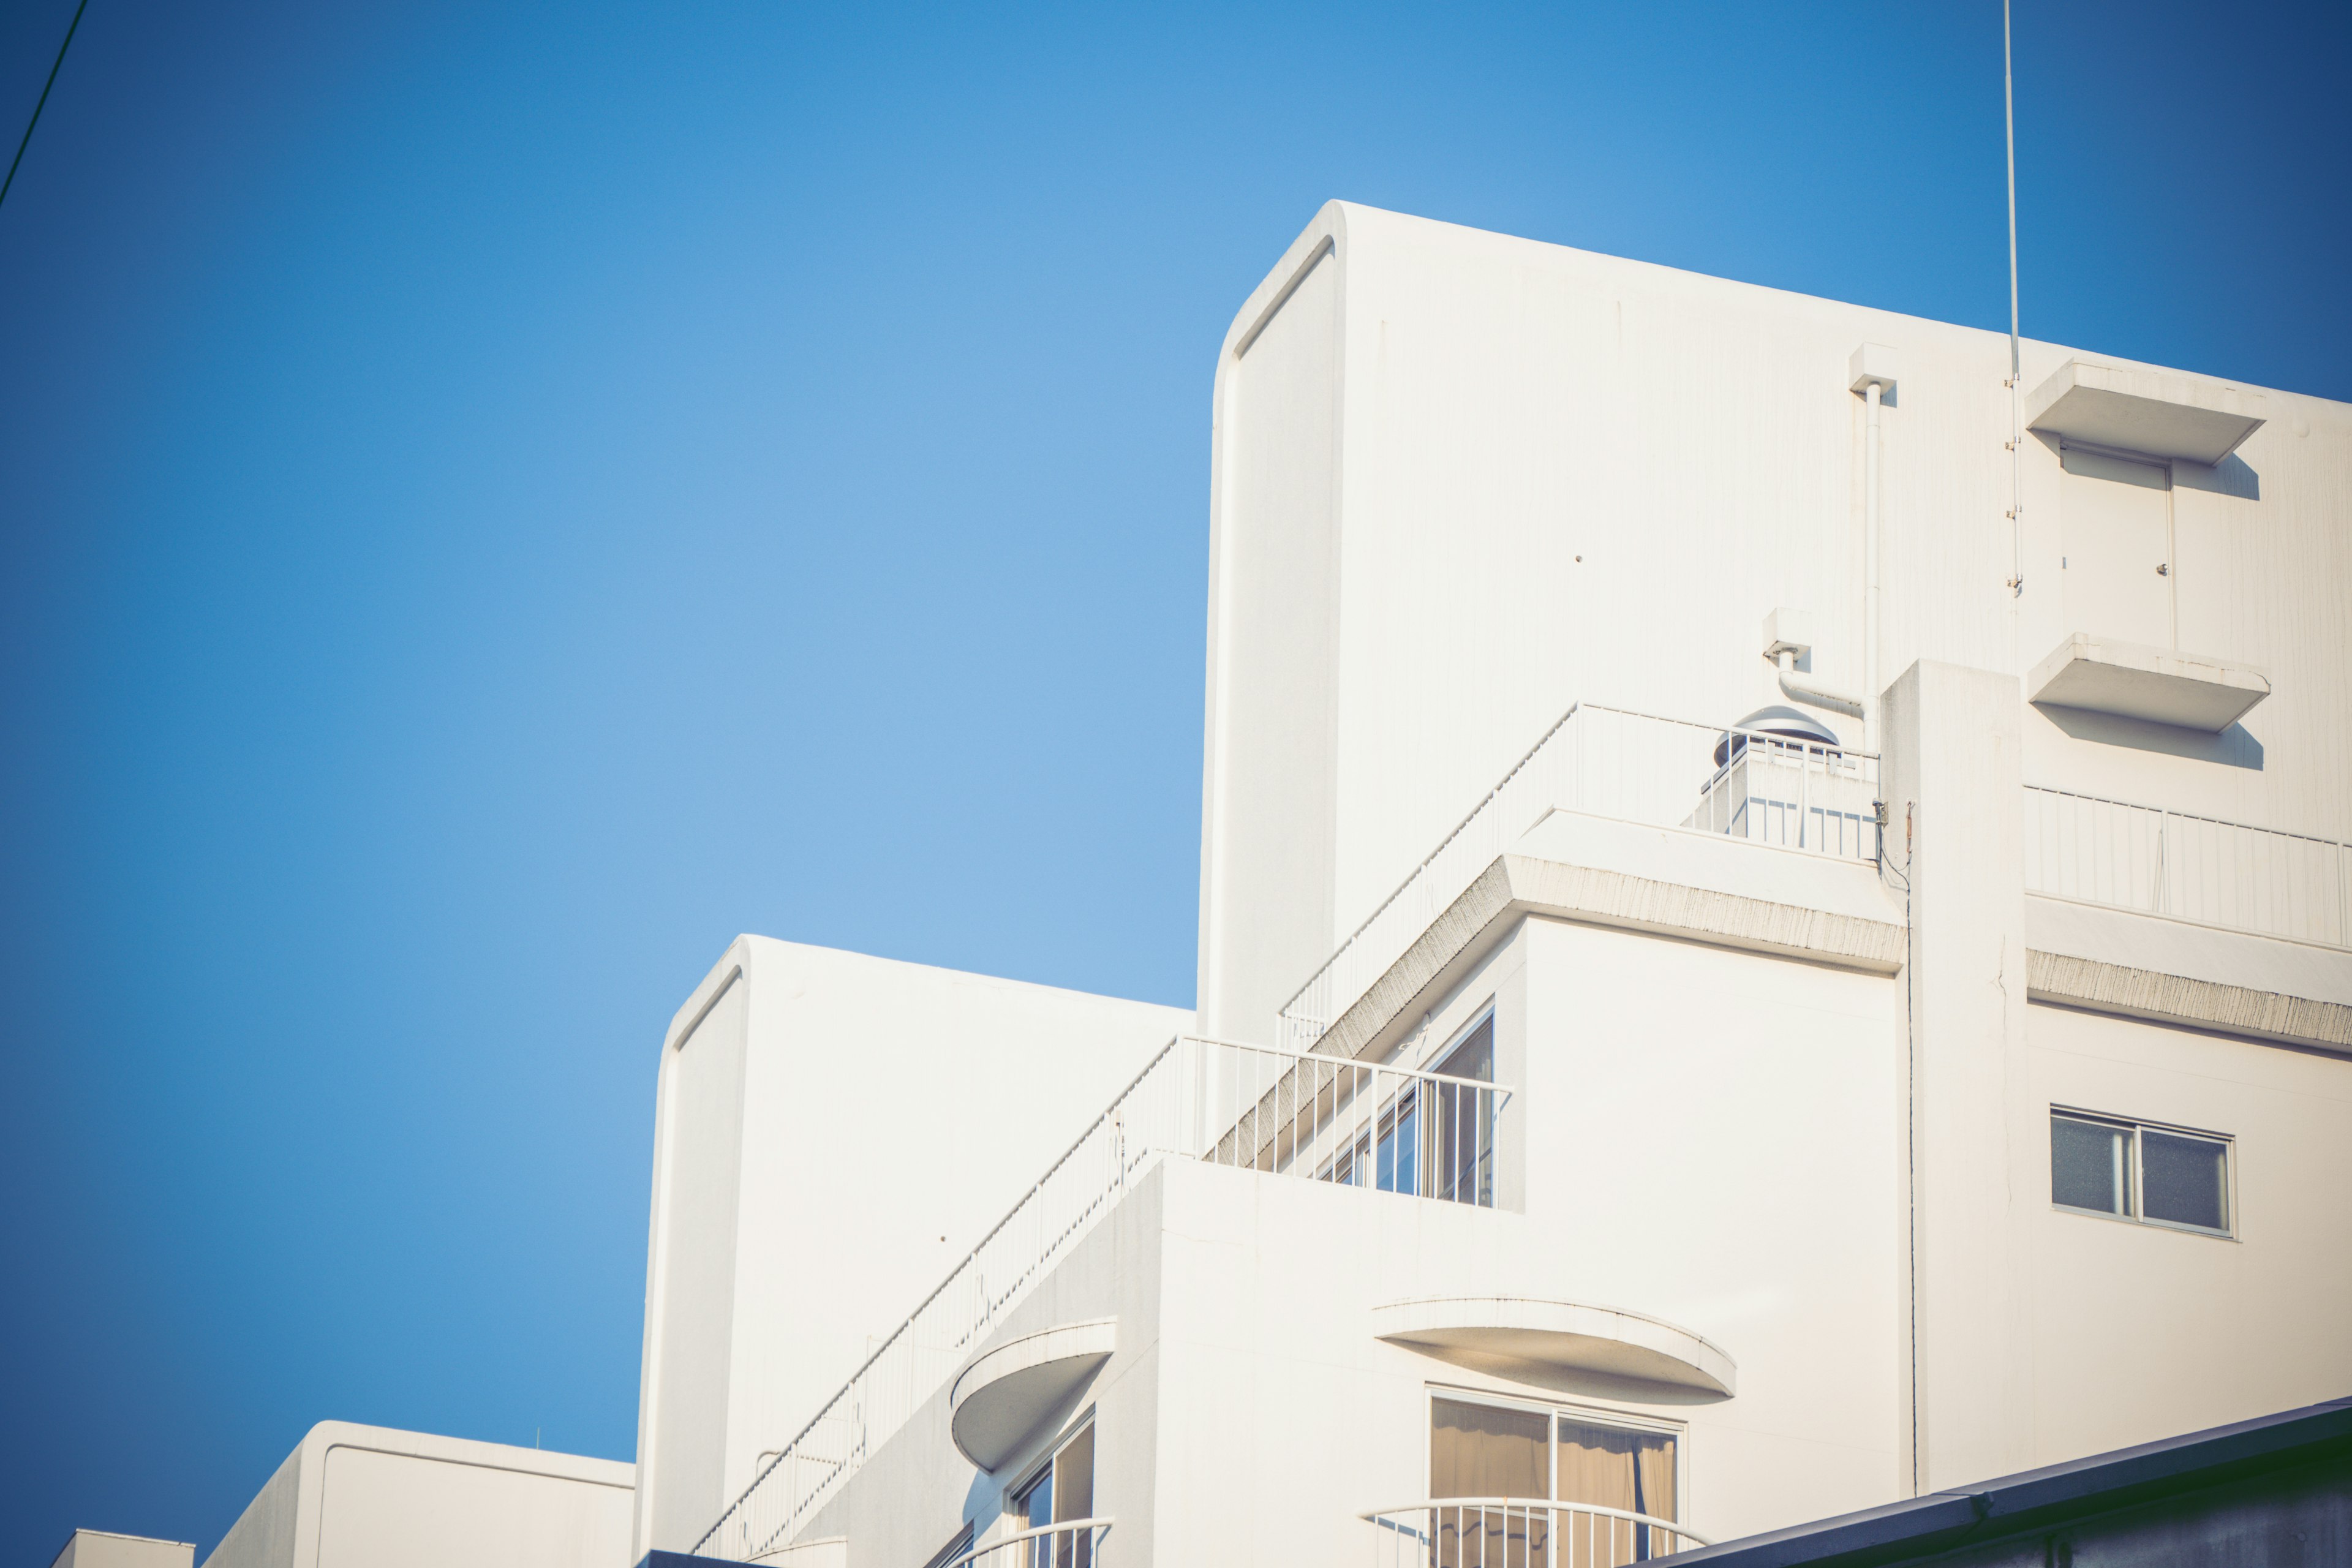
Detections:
[1, 0, 92, 215]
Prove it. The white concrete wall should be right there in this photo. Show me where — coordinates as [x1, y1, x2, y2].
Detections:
[1199, 201, 2352, 1048]
[1197, 235, 1344, 1044]
[633, 937, 1191, 1556]
[2017, 1002, 2352, 1469]
[1155, 881, 1905, 1566]
[200, 1423, 631, 1568]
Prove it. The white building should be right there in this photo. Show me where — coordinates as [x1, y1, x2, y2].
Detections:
[197, 1422, 633, 1568]
[638, 201, 2352, 1568]
[48, 1531, 195, 1568]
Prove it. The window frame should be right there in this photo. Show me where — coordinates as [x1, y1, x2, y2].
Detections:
[1007, 1412, 1097, 1528]
[1415, 1002, 1496, 1077]
[1422, 1385, 1687, 1523]
[2049, 1106, 2234, 1239]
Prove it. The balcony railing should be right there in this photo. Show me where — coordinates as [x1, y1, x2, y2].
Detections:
[2023, 785, 2352, 950]
[1365, 1500, 1712, 1567]
[694, 1038, 1513, 1562]
[1280, 702, 1882, 1050]
[946, 1519, 1110, 1568]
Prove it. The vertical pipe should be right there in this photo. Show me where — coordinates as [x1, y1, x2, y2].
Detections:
[2004, 0, 2026, 595]
[1865, 378, 1883, 745]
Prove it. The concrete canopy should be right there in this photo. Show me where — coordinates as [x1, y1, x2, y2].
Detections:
[948, 1320, 1117, 1472]
[2026, 361, 2266, 466]
[1373, 1296, 1736, 1396]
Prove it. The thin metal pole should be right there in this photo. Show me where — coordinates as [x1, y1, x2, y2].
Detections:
[2003, 0, 2026, 596]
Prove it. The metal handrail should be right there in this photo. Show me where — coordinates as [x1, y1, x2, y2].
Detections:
[2022, 782, 2352, 949]
[943, 1517, 1111, 1568]
[1365, 1498, 1711, 1561]
[1362, 1500, 1705, 1542]
[2024, 783, 2350, 846]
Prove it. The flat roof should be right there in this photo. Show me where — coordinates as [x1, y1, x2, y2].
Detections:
[1665, 1397, 2352, 1567]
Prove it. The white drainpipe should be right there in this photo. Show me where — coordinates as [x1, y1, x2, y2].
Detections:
[1763, 608, 1865, 721]
[1847, 345, 1900, 748]
[1777, 647, 1865, 719]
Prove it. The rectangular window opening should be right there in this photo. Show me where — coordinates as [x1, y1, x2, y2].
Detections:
[2050, 1109, 2231, 1237]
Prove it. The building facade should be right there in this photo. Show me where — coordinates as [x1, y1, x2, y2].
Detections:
[639, 203, 2352, 1568]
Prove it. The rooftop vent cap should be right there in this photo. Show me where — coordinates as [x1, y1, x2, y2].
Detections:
[1715, 704, 1841, 767]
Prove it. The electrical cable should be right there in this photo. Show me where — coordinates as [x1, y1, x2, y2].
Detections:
[1, 0, 91, 216]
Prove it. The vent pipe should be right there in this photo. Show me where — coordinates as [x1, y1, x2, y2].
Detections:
[1849, 346, 1900, 748]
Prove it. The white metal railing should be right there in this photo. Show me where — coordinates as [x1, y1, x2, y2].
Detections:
[944, 1519, 1110, 1568]
[2023, 786, 2352, 949]
[1280, 702, 1882, 1049]
[695, 1038, 1513, 1561]
[1366, 1499, 1711, 1567]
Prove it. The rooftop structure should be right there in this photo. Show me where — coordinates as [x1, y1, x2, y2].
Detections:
[631, 203, 2352, 1568]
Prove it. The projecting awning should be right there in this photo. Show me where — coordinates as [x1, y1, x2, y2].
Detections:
[948, 1319, 1116, 1471]
[2026, 361, 2266, 466]
[1373, 1296, 1736, 1396]
[2027, 634, 2271, 733]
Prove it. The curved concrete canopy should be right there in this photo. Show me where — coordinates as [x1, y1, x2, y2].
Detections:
[1373, 1297, 1735, 1396]
[949, 1319, 1117, 1471]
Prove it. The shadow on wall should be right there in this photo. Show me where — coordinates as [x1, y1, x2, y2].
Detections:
[2032, 704, 2266, 771]
[2174, 454, 2260, 500]
[2029, 431, 2260, 500]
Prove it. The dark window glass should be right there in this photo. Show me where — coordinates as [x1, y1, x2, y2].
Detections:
[1018, 1470, 1050, 1531]
[2141, 1130, 2229, 1232]
[2051, 1115, 2130, 1215]
[1379, 1088, 1420, 1196]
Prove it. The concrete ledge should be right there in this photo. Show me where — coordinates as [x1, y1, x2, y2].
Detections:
[1321, 851, 1907, 1063]
[2026, 633, 2269, 733]
[1374, 1295, 1736, 1396]
[949, 1319, 1117, 1471]
[2028, 950, 2352, 1054]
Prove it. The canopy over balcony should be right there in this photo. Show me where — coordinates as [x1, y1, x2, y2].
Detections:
[1373, 1296, 1736, 1396]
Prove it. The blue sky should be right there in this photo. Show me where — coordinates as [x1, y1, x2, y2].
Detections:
[2, 0, 2343, 1555]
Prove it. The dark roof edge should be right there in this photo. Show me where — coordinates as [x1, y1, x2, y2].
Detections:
[1665, 1396, 2352, 1568]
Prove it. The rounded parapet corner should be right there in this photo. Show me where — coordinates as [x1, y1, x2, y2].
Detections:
[948, 1318, 1118, 1471]
[1371, 1296, 1736, 1397]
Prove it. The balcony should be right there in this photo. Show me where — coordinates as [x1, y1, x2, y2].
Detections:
[945, 1520, 1110, 1568]
[2024, 786, 2351, 950]
[693, 1035, 1514, 1563]
[1365, 1500, 1711, 1567]
[1280, 702, 1883, 1050]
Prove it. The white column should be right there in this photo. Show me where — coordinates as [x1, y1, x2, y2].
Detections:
[1880, 660, 2030, 1494]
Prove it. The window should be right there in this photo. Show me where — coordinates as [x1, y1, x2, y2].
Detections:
[1011, 1421, 1095, 1568]
[1429, 1395, 1679, 1567]
[2051, 1109, 2231, 1236]
[1315, 1012, 1497, 1208]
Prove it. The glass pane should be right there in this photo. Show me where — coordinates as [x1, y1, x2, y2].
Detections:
[1431, 1397, 1548, 1499]
[1380, 1091, 1420, 1196]
[2141, 1131, 2228, 1232]
[2050, 1115, 2129, 1215]
[1021, 1471, 1051, 1530]
[1437, 1018, 1494, 1082]
[1052, 1425, 1094, 1522]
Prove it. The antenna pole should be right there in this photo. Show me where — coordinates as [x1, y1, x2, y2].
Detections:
[2003, 0, 2024, 596]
